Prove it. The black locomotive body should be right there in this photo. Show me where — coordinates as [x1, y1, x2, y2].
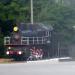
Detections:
[4, 23, 53, 60]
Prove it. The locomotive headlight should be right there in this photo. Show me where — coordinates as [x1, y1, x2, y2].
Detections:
[13, 26, 18, 32]
[6, 51, 9, 55]
[8, 47, 11, 50]
[18, 51, 22, 55]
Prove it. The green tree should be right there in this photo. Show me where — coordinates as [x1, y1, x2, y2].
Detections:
[33, 0, 75, 44]
[0, 0, 30, 22]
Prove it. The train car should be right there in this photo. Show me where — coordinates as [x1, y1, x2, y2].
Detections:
[4, 23, 53, 61]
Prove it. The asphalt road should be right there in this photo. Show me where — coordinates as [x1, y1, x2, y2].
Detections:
[0, 60, 75, 75]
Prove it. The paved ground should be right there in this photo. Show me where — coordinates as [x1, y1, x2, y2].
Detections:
[0, 59, 75, 75]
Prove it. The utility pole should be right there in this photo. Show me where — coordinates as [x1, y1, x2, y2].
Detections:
[31, 0, 33, 24]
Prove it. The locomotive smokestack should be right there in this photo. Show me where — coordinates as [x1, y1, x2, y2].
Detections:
[31, 0, 33, 24]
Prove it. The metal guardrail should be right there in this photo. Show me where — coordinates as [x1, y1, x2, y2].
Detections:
[4, 37, 46, 45]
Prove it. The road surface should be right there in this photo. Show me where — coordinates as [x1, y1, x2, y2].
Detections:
[0, 59, 75, 75]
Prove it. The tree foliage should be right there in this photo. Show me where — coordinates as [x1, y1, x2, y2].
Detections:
[0, 0, 30, 22]
[33, 0, 75, 44]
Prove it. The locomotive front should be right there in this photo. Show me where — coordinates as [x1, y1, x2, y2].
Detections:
[4, 23, 52, 60]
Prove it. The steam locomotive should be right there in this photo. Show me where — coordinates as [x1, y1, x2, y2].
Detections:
[4, 23, 53, 61]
